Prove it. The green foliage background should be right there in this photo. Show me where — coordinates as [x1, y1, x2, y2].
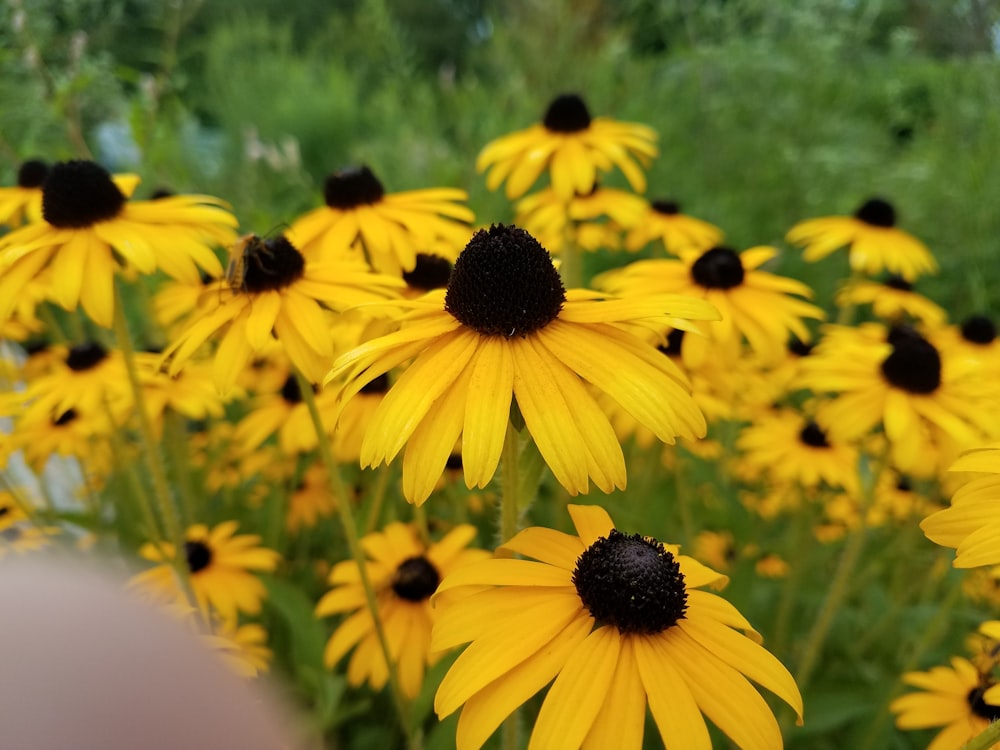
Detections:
[3, 0, 1000, 748]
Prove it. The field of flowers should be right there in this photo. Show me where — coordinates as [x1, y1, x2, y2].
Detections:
[3, 1, 1000, 748]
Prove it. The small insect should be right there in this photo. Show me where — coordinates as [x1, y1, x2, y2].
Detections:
[224, 231, 284, 292]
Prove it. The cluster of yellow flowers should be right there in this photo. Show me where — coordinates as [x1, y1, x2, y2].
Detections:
[1, 93, 999, 749]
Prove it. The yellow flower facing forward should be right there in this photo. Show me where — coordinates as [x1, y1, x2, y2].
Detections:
[933, 315, 1000, 373]
[890, 656, 1000, 750]
[514, 184, 648, 255]
[288, 165, 474, 275]
[161, 233, 404, 389]
[800, 324, 1000, 475]
[0, 159, 47, 227]
[624, 199, 724, 255]
[922, 446, 1000, 568]
[233, 371, 338, 455]
[835, 274, 946, 326]
[735, 409, 861, 494]
[327, 224, 719, 505]
[316, 522, 490, 699]
[131, 521, 280, 622]
[432, 504, 803, 750]
[596, 245, 824, 366]
[786, 197, 938, 281]
[477, 93, 658, 201]
[0, 160, 238, 328]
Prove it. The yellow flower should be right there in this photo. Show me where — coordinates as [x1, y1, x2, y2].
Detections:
[0, 160, 238, 327]
[786, 197, 937, 281]
[316, 522, 489, 699]
[233, 371, 337, 455]
[624, 199, 724, 255]
[327, 224, 719, 504]
[203, 621, 273, 679]
[286, 464, 338, 534]
[432, 504, 803, 750]
[890, 656, 1000, 750]
[800, 324, 1000, 474]
[161, 232, 404, 388]
[288, 165, 474, 275]
[477, 93, 658, 200]
[835, 274, 946, 326]
[596, 245, 823, 366]
[922, 446, 1000, 568]
[735, 408, 861, 494]
[130, 521, 280, 622]
[514, 184, 648, 255]
[0, 159, 46, 227]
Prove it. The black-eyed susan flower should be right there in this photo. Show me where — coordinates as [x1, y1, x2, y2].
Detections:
[161, 232, 404, 389]
[287, 464, 338, 534]
[326, 224, 719, 505]
[432, 504, 802, 750]
[288, 165, 474, 275]
[624, 199, 724, 255]
[0, 159, 47, 227]
[514, 184, 648, 255]
[7, 341, 132, 426]
[596, 245, 824, 366]
[932, 315, 1000, 372]
[800, 324, 1000, 475]
[203, 621, 274, 679]
[233, 372, 337, 455]
[130, 521, 280, 622]
[0, 405, 115, 475]
[0, 523, 60, 558]
[0, 160, 238, 328]
[835, 274, 946, 326]
[889, 656, 1000, 750]
[786, 197, 938, 281]
[922, 446, 1000, 568]
[401, 253, 454, 296]
[477, 93, 658, 200]
[735, 409, 861, 494]
[316, 522, 489, 699]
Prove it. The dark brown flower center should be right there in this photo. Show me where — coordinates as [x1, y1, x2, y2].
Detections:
[391, 556, 440, 601]
[280, 374, 302, 404]
[42, 160, 126, 228]
[573, 529, 688, 634]
[66, 342, 107, 371]
[691, 246, 745, 289]
[323, 165, 385, 208]
[968, 685, 1000, 721]
[788, 336, 814, 357]
[651, 199, 680, 215]
[854, 198, 896, 228]
[54, 409, 77, 426]
[234, 234, 306, 294]
[799, 422, 830, 448]
[659, 328, 685, 357]
[359, 372, 390, 394]
[184, 540, 213, 573]
[18, 159, 49, 188]
[880, 325, 941, 394]
[445, 224, 565, 337]
[883, 274, 912, 291]
[403, 253, 453, 292]
[542, 94, 592, 133]
[962, 315, 996, 345]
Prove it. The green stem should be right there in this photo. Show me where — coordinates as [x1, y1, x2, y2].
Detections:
[364, 464, 392, 534]
[294, 370, 415, 748]
[793, 453, 886, 692]
[498, 419, 522, 554]
[163, 410, 195, 526]
[772, 497, 818, 656]
[558, 214, 583, 290]
[964, 720, 1000, 750]
[112, 283, 186, 552]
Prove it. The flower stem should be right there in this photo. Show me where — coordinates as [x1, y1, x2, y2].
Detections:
[294, 370, 415, 748]
[112, 284, 186, 558]
[793, 451, 886, 692]
[498, 419, 522, 555]
[964, 721, 1000, 750]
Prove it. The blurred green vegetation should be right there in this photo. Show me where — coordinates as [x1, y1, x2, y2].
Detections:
[3, 1, 1000, 747]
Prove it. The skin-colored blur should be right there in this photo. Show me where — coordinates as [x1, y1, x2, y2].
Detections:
[0, 557, 293, 750]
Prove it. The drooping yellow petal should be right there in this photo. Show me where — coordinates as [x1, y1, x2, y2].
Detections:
[462, 337, 514, 488]
[634, 634, 711, 750]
